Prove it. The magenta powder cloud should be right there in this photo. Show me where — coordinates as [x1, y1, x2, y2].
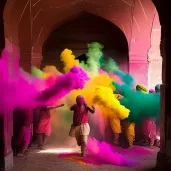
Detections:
[37, 66, 89, 102]
[59, 137, 152, 167]
[0, 49, 89, 112]
[87, 137, 139, 167]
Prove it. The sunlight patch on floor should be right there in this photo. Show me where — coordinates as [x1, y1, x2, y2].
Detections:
[38, 148, 79, 154]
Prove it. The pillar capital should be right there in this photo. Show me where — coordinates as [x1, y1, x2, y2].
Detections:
[20, 52, 32, 73]
[31, 53, 42, 69]
[32, 53, 43, 59]
[129, 59, 148, 64]
[129, 54, 148, 62]
[148, 58, 162, 63]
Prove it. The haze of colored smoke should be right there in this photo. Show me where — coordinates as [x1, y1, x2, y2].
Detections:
[0, 49, 89, 112]
[87, 138, 137, 166]
[116, 70, 134, 86]
[59, 42, 159, 125]
[92, 86, 130, 120]
[62, 73, 129, 129]
[60, 49, 79, 73]
[89, 106, 107, 139]
[37, 66, 89, 102]
[42, 66, 62, 87]
[0, 50, 39, 111]
[31, 66, 59, 87]
[100, 56, 134, 86]
[60, 137, 150, 166]
[64, 74, 114, 106]
[100, 58, 119, 73]
[42, 65, 61, 78]
[80, 42, 103, 74]
[112, 82, 160, 124]
[32, 66, 44, 78]
[60, 46, 129, 128]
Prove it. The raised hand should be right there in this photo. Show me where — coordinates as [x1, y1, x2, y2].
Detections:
[117, 94, 124, 100]
[58, 104, 65, 107]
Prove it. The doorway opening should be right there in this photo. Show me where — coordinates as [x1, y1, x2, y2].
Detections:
[42, 11, 129, 73]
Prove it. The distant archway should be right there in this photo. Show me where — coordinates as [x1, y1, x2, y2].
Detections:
[42, 12, 129, 72]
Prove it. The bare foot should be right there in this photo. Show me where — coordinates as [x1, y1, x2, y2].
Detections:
[81, 153, 86, 157]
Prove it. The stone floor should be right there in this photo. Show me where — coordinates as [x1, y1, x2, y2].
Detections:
[13, 145, 159, 171]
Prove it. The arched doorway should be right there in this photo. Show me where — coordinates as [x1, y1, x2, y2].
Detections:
[42, 12, 129, 73]
[0, 0, 169, 170]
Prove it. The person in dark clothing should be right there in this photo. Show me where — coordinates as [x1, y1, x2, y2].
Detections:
[12, 109, 33, 156]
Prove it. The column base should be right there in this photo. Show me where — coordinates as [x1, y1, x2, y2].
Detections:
[156, 151, 171, 169]
[3, 151, 13, 171]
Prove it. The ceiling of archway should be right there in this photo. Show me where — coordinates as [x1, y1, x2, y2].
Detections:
[4, 0, 157, 58]
[32, 0, 133, 50]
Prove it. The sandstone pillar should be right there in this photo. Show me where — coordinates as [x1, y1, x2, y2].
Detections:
[18, 0, 32, 73]
[0, 0, 13, 170]
[20, 52, 32, 73]
[148, 59, 162, 89]
[148, 22, 162, 89]
[1, 112, 13, 171]
[156, 20, 171, 170]
[20, 53, 42, 72]
[0, 0, 6, 56]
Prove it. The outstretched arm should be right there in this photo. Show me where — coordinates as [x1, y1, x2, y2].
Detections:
[70, 105, 75, 111]
[47, 104, 64, 110]
[86, 104, 95, 114]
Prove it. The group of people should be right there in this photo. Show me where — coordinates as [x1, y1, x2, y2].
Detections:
[12, 104, 64, 156]
[12, 83, 160, 157]
[139, 84, 160, 148]
[110, 84, 160, 149]
[12, 96, 95, 157]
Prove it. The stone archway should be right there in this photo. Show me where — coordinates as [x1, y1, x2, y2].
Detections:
[3, 0, 161, 86]
[0, 0, 167, 170]
[42, 11, 129, 73]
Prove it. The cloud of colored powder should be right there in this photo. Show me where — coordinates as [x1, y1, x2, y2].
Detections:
[112, 82, 160, 124]
[60, 48, 79, 73]
[0, 48, 89, 112]
[92, 86, 130, 120]
[80, 42, 103, 75]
